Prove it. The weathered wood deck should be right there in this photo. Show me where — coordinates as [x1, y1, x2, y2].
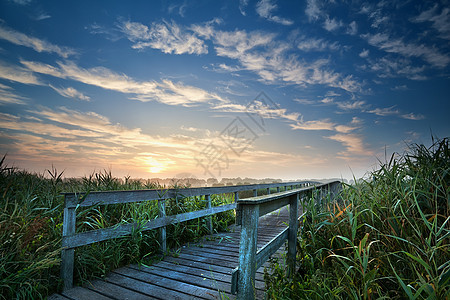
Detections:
[49, 206, 294, 300]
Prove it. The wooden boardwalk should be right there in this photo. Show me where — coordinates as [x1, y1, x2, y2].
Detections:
[49, 207, 294, 300]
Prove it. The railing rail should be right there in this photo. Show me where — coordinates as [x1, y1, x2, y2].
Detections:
[60, 180, 320, 290]
[231, 180, 342, 299]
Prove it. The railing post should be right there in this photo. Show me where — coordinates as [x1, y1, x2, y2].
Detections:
[277, 186, 280, 193]
[266, 187, 270, 195]
[287, 193, 299, 276]
[237, 204, 259, 300]
[158, 198, 167, 254]
[253, 189, 257, 197]
[206, 194, 213, 234]
[61, 202, 76, 290]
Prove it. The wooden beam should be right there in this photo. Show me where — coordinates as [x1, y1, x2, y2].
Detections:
[62, 203, 237, 249]
[61, 205, 76, 290]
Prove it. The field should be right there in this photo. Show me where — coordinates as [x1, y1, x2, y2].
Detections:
[0, 164, 235, 299]
[1, 137, 448, 299]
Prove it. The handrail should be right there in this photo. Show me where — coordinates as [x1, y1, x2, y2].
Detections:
[60, 180, 319, 290]
[231, 180, 342, 300]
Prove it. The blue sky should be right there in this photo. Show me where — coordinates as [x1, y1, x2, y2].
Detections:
[0, 0, 449, 181]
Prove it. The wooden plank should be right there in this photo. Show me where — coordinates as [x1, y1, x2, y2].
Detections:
[129, 264, 233, 295]
[62, 286, 113, 300]
[62, 203, 236, 249]
[47, 294, 70, 300]
[104, 272, 194, 300]
[179, 248, 238, 263]
[86, 279, 157, 299]
[64, 181, 321, 208]
[163, 255, 267, 282]
[113, 267, 224, 300]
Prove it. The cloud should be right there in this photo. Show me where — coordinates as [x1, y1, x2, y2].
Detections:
[0, 106, 211, 175]
[294, 98, 316, 105]
[291, 119, 335, 131]
[120, 20, 208, 55]
[347, 21, 357, 35]
[35, 12, 51, 21]
[0, 60, 41, 85]
[49, 85, 91, 101]
[11, 0, 32, 5]
[359, 49, 369, 58]
[323, 17, 343, 31]
[401, 113, 425, 120]
[366, 105, 425, 121]
[363, 33, 450, 68]
[297, 37, 340, 52]
[305, 0, 323, 21]
[0, 24, 76, 58]
[211, 28, 361, 92]
[367, 106, 399, 116]
[21, 60, 223, 106]
[256, 0, 293, 25]
[213, 100, 301, 124]
[239, 0, 249, 16]
[0, 83, 27, 105]
[326, 133, 374, 157]
[364, 56, 427, 80]
[413, 4, 450, 40]
[86, 23, 122, 42]
[337, 100, 367, 110]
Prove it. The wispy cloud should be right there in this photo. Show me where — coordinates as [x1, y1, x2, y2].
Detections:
[323, 17, 343, 31]
[239, 0, 249, 16]
[367, 105, 399, 116]
[119, 20, 208, 55]
[0, 83, 27, 105]
[362, 56, 427, 80]
[210, 28, 361, 92]
[49, 85, 91, 101]
[401, 112, 425, 120]
[0, 60, 41, 85]
[290, 119, 335, 131]
[363, 33, 450, 68]
[347, 21, 358, 35]
[297, 37, 340, 52]
[359, 49, 369, 58]
[21, 60, 224, 106]
[413, 4, 450, 40]
[305, 0, 323, 21]
[0, 24, 76, 58]
[326, 133, 374, 158]
[256, 0, 293, 25]
[337, 100, 367, 110]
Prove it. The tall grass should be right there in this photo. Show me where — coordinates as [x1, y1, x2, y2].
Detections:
[0, 163, 235, 299]
[265, 137, 449, 299]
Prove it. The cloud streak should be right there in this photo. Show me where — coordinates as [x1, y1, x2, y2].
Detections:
[21, 60, 224, 106]
[256, 0, 293, 25]
[120, 20, 208, 55]
[0, 24, 76, 58]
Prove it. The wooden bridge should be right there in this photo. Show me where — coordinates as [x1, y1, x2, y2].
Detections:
[49, 181, 341, 300]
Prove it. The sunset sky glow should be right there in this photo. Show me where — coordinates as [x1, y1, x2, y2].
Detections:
[0, 0, 449, 181]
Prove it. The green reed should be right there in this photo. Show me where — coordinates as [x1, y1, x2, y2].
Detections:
[0, 164, 235, 299]
[265, 137, 449, 299]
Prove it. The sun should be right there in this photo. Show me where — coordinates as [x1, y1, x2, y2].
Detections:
[149, 165, 165, 173]
[143, 156, 175, 174]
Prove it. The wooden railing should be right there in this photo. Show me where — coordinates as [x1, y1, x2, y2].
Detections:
[60, 180, 320, 290]
[231, 180, 342, 300]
